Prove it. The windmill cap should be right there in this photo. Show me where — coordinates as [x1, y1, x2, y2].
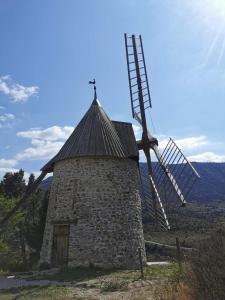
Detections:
[41, 97, 139, 172]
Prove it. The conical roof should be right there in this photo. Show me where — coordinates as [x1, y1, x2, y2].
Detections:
[41, 96, 132, 172]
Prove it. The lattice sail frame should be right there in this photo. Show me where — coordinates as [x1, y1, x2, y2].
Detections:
[124, 33, 200, 230]
[140, 138, 200, 230]
[153, 138, 200, 205]
[124, 34, 152, 118]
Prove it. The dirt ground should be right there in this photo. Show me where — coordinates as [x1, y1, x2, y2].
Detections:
[0, 263, 178, 300]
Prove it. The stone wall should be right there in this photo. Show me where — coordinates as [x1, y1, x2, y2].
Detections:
[40, 157, 146, 269]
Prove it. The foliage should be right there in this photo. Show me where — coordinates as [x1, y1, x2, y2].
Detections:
[0, 169, 25, 198]
[100, 278, 128, 292]
[0, 170, 49, 271]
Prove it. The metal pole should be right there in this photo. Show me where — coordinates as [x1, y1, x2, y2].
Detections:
[138, 247, 144, 279]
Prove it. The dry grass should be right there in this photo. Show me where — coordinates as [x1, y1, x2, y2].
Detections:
[187, 227, 225, 300]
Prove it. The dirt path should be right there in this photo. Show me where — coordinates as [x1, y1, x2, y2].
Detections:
[0, 276, 69, 290]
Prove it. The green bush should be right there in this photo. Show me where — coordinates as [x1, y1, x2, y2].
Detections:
[100, 278, 128, 292]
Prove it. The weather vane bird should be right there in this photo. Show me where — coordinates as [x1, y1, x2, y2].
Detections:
[88, 79, 96, 85]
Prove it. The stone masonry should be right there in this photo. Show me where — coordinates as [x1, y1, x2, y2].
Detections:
[40, 156, 146, 269]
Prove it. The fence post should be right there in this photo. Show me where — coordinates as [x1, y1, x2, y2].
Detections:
[176, 237, 182, 271]
[138, 247, 144, 279]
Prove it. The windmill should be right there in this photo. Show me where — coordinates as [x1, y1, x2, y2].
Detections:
[124, 33, 200, 230]
[0, 34, 200, 235]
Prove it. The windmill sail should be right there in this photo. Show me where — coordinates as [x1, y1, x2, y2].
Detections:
[124, 34, 152, 118]
[124, 33, 200, 230]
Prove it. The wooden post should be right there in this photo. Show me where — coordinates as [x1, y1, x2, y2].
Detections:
[138, 247, 144, 279]
[176, 237, 182, 271]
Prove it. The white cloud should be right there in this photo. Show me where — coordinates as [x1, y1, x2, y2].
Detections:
[158, 135, 209, 153]
[174, 136, 208, 150]
[15, 126, 74, 161]
[0, 75, 39, 103]
[15, 140, 64, 161]
[0, 159, 19, 180]
[0, 113, 15, 128]
[0, 158, 17, 168]
[17, 126, 74, 141]
[188, 152, 225, 162]
[132, 124, 142, 140]
[138, 133, 224, 164]
[0, 113, 15, 123]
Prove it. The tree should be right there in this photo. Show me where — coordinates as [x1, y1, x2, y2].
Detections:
[27, 173, 35, 190]
[0, 169, 25, 198]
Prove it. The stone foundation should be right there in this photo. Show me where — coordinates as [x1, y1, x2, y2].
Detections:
[40, 157, 146, 269]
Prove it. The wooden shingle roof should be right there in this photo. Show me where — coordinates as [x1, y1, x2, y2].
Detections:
[41, 98, 138, 172]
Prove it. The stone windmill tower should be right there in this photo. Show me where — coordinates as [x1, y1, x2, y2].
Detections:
[39, 86, 146, 268]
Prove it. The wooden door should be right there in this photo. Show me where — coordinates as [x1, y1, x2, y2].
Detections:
[52, 224, 69, 267]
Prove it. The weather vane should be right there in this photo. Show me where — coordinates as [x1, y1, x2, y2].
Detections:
[89, 78, 96, 90]
[89, 79, 97, 99]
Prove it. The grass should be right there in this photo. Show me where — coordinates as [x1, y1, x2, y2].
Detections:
[109, 264, 179, 281]
[29, 263, 179, 282]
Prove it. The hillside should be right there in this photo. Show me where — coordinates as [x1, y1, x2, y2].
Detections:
[41, 162, 225, 203]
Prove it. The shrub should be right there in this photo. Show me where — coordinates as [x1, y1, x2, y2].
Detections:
[188, 227, 225, 300]
[100, 278, 128, 292]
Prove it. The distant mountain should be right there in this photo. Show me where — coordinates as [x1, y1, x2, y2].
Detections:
[188, 162, 225, 202]
[40, 176, 52, 191]
[40, 162, 225, 203]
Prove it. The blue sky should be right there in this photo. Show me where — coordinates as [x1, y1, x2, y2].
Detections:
[0, 0, 225, 179]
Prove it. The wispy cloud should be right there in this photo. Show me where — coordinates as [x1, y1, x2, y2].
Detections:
[0, 158, 18, 180]
[137, 132, 224, 163]
[15, 140, 64, 161]
[0, 158, 17, 168]
[17, 126, 73, 141]
[188, 151, 225, 162]
[16, 126, 74, 161]
[0, 113, 15, 128]
[153, 135, 209, 155]
[0, 75, 39, 103]
[0, 113, 15, 123]
[164, 136, 208, 151]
